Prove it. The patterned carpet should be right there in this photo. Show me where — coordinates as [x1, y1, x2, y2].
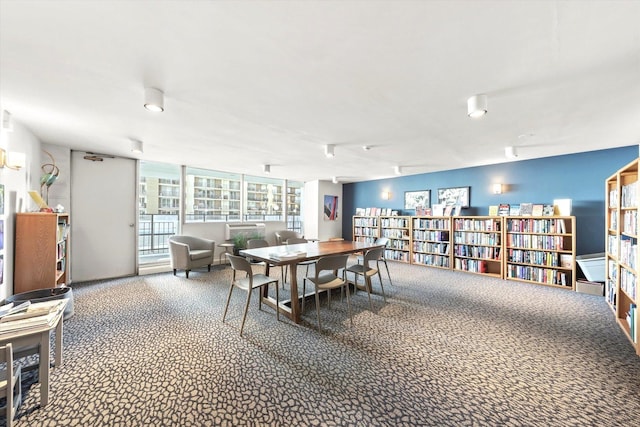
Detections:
[6, 259, 640, 426]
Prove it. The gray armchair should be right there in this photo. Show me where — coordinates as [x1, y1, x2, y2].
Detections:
[169, 235, 216, 278]
[274, 230, 303, 245]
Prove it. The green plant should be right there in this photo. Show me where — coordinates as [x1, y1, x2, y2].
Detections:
[232, 232, 264, 251]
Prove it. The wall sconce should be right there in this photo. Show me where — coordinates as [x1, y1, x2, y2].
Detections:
[0, 148, 26, 170]
[325, 144, 335, 158]
[381, 191, 391, 200]
[467, 94, 488, 118]
[493, 183, 503, 194]
[144, 87, 165, 112]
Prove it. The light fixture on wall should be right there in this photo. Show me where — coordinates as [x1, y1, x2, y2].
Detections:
[332, 176, 339, 184]
[325, 144, 335, 158]
[505, 146, 518, 158]
[381, 191, 391, 200]
[144, 87, 164, 112]
[131, 139, 144, 154]
[394, 165, 402, 175]
[263, 164, 271, 174]
[0, 148, 26, 170]
[2, 110, 14, 132]
[467, 94, 488, 118]
[493, 183, 503, 194]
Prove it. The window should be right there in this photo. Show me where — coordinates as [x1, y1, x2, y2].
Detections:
[185, 168, 241, 222]
[286, 181, 303, 233]
[138, 162, 181, 264]
[244, 175, 284, 221]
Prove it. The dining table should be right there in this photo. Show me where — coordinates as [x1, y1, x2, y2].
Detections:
[239, 239, 384, 324]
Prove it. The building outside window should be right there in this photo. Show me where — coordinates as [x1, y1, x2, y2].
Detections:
[138, 162, 181, 264]
[286, 181, 303, 233]
[244, 175, 284, 222]
[185, 168, 241, 222]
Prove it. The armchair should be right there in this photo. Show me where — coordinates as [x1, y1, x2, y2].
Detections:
[274, 230, 303, 245]
[168, 235, 216, 278]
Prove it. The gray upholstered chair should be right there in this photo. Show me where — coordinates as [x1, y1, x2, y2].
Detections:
[168, 235, 216, 278]
[1, 343, 22, 427]
[274, 230, 303, 245]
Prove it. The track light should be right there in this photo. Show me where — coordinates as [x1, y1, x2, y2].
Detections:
[467, 94, 487, 118]
[325, 144, 335, 158]
[362, 145, 371, 151]
[263, 164, 271, 174]
[131, 139, 143, 154]
[144, 87, 164, 112]
[394, 166, 402, 175]
[332, 176, 339, 184]
[505, 146, 518, 158]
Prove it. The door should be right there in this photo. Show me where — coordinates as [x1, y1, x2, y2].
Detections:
[70, 151, 137, 281]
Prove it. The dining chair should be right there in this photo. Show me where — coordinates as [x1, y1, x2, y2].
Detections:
[346, 247, 386, 310]
[223, 254, 280, 336]
[0, 343, 22, 427]
[302, 254, 351, 330]
[283, 237, 315, 282]
[246, 239, 287, 288]
[357, 237, 392, 286]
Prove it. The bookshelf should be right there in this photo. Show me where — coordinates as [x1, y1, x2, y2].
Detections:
[352, 215, 379, 244]
[504, 216, 576, 289]
[411, 216, 451, 269]
[379, 215, 411, 263]
[14, 212, 70, 293]
[452, 216, 503, 278]
[606, 159, 638, 355]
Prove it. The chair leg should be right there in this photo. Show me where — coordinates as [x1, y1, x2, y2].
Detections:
[315, 286, 322, 330]
[173, 269, 177, 276]
[365, 275, 373, 310]
[344, 280, 353, 327]
[281, 266, 286, 289]
[185, 270, 190, 279]
[383, 259, 392, 286]
[274, 281, 280, 321]
[222, 285, 234, 322]
[377, 270, 386, 302]
[208, 264, 211, 272]
[240, 288, 253, 336]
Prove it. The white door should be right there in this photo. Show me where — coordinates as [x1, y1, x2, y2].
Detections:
[70, 151, 137, 281]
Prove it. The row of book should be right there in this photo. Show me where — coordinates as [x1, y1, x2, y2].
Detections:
[492, 203, 555, 217]
[386, 239, 410, 250]
[454, 218, 500, 231]
[622, 210, 637, 235]
[606, 278, 617, 308]
[506, 234, 565, 251]
[506, 218, 567, 234]
[56, 222, 69, 242]
[454, 231, 500, 246]
[412, 230, 449, 242]
[353, 217, 378, 227]
[413, 253, 450, 268]
[507, 249, 572, 268]
[619, 238, 637, 270]
[355, 207, 399, 216]
[506, 265, 570, 286]
[454, 258, 490, 273]
[380, 217, 410, 228]
[454, 244, 501, 260]
[384, 249, 410, 262]
[380, 229, 410, 239]
[620, 269, 637, 301]
[627, 304, 637, 344]
[413, 218, 450, 230]
[621, 181, 637, 208]
[609, 188, 618, 208]
[353, 227, 378, 237]
[412, 242, 449, 254]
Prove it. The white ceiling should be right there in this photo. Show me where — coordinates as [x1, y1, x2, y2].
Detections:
[1, 1, 639, 183]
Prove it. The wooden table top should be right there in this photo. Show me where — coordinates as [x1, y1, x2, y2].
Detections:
[239, 240, 382, 266]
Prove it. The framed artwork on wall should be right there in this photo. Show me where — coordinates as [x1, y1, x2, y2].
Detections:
[404, 190, 430, 210]
[437, 186, 470, 208]
[324, 195, 339, 220]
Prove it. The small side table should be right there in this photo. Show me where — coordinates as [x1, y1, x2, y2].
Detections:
[218, 243, 235, 266]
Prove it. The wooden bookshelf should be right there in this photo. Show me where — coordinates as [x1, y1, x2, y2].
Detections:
[504, 216, 576, 289]
[411, 216, 451, 269]
[14, 212, 70, 293]
[352, 215, 379, 244]
[606, 159, 638, 355]
[452, 216, 503, 278]
[379, 215, 411, 263]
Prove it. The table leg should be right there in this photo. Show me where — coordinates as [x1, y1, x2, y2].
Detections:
[39, 331, 51, 406]
[289, 263, 300, 323]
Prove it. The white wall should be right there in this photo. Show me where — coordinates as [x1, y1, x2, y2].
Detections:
[303, 180, 343, 241]
[0, 120, 43, 300]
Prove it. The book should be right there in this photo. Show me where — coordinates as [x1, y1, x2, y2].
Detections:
[509, 204, 521, 216]
[443, 205, 453, 216]
[560, 254, 573, 268]
[542, 204, 555, 216]
[0, 300, 65, 323]
[497, 204, 510, 216]
[554, 198, 572, 216]
[532, 204, 544, 216]
[432, 204, 445, 216]
[488, 205, 498, 216]
[453, 205, 462, 216]
[520, 203, 533, 216]
[0, 301, 31, 319]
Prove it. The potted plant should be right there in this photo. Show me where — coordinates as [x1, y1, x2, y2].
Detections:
[232, 232, 264, 255]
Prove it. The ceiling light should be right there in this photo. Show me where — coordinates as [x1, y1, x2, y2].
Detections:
[2, 110, 13, 132]
[394, 166, 402, 175]
[325, 144, 335, 158]
[505, 146, 518, 158]
[467, 94, 487, 118]
[362, 145, 371, 151]
[144, 87, 164, 112]
[332, 176, 339, 184]
[131, 139, 143, 154]
[263, 164, 271, 174]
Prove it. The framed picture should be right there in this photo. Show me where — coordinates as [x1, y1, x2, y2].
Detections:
[404, 190, 430, 210]
[323, 195, 339, 221]
[437, 186, 470, 208]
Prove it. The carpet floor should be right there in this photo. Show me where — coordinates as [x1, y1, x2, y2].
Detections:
[6, 259, 640, 426]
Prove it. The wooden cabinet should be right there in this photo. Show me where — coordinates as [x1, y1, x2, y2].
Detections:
[504, 216, 576, 289]
[14, 213, 70, 293]
[379, 216, 411, 262]
[411, 216, 451, 269]
[606, 159, 638, 355]
[452, 216, 503, 278]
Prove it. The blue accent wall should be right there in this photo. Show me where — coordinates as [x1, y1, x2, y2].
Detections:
[343, 146, 637, 255]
